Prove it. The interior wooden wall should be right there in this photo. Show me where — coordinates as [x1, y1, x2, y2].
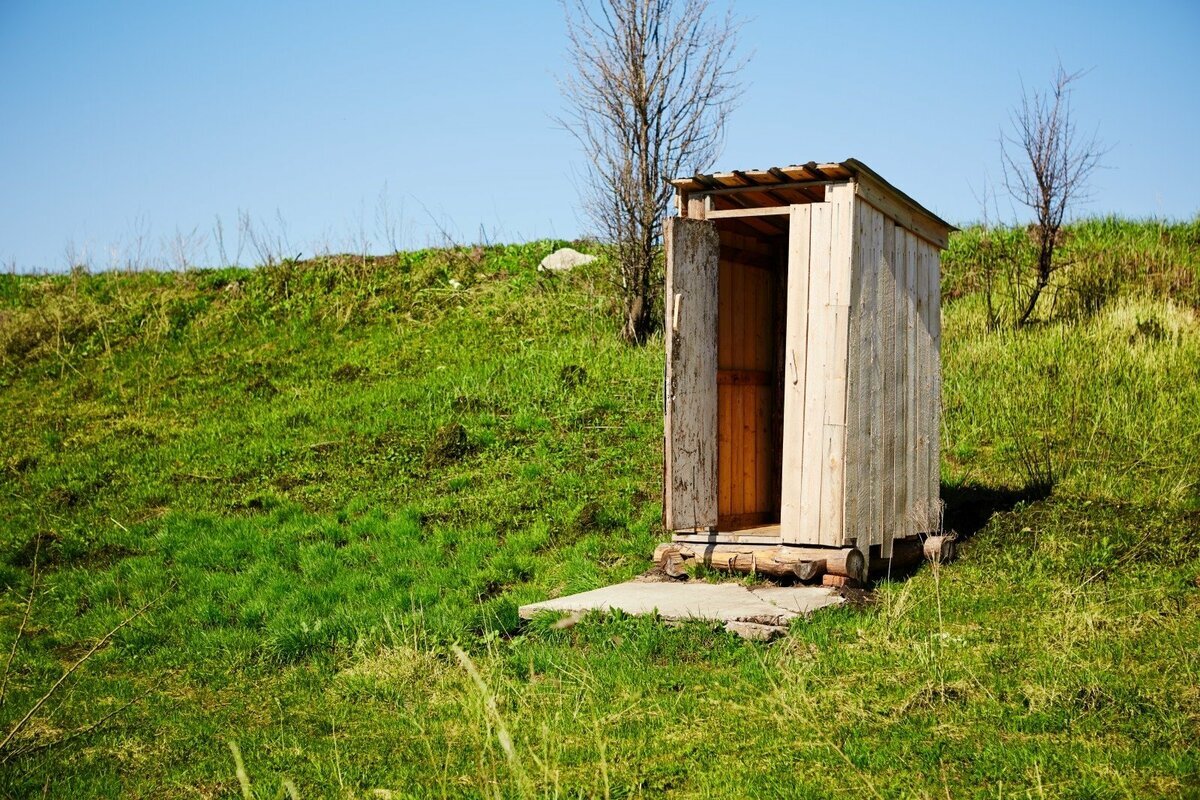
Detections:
[715, 228, 783, 530]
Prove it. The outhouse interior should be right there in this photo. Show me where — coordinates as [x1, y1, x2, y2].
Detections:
[663, 159, 956, 562]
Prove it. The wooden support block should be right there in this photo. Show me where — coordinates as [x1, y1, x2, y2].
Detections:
[870, 536, 923, 579]
[821, 574, 857, 588]
[794, 560, 826, 582]
[923, 534, 956, 563]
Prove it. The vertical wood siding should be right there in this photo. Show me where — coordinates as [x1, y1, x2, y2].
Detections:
[841, 198, 943, 551]
[780, 184, 854, 545]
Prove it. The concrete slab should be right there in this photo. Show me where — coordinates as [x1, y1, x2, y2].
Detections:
[518, 578, 843, 638]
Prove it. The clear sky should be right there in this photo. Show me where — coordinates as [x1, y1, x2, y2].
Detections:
[2, 1, 1197, 272]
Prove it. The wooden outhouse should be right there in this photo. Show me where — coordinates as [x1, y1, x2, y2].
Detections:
[658, 159, 956, 581]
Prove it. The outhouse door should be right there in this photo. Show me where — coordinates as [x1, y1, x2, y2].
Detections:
[663, 217, 720, 533]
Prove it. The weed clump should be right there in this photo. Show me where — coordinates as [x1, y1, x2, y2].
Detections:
[426, 422, 471, 467]
[331, 363, 369, 382]
[245, 375, 278, 399]
[559, 364, 587, 389]
[1130, 316, 1168, 344]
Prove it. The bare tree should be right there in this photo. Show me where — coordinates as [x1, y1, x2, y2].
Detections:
[1001, 65, 1105, 326]
[559, 0, 743, 344]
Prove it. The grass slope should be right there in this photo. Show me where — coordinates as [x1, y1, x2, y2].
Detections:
[0, 221, 1198, 798]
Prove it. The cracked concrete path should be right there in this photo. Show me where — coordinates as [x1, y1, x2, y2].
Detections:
[518, 577, 843, 640]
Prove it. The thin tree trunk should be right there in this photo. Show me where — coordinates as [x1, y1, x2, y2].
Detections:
[1018, 237, 1055, 326]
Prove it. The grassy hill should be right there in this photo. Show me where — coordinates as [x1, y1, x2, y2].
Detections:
[0, 220, 1198, 797]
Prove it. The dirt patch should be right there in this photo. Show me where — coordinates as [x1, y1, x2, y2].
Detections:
[426, 422, 471, 467]
[836, 585, 876, 610]
[331, 363, 369, 382]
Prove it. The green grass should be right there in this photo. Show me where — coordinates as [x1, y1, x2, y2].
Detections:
[0, 221, 1198, 798]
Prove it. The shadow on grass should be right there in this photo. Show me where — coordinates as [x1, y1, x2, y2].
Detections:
[941, 479, 1052, 541]
[870, 480, 1052, 585]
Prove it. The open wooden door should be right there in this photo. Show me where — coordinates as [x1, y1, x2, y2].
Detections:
[664, 217, 719, 532]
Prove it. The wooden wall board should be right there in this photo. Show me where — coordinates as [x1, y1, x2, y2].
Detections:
[879, 218, 898, 558]
[905, 231, 919, 538]
[819, 183, 854, 547]
[716, 234, 781, 530]
[893, 228, 911, 544]
[854, 176, 950, 249]
[926, 239, 943, 529]
[779, 205, 812, 542]
[796, 202, 834, 544]
[845, 200, 879, 551]
[664, 217, 720, 531]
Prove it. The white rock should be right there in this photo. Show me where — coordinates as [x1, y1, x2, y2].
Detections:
[538, 247, 596, 273]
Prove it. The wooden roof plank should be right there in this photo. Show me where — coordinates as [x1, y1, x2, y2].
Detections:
[670, 159, 955, 244]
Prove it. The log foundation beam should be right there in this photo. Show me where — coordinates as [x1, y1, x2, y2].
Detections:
[653, 542, 865, 582]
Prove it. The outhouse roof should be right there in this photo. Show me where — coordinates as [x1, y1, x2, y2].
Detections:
[669, 158, 957, 236]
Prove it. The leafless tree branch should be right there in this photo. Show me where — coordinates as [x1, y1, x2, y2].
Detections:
[558, 0, 744, 343]
[0, 588, 169, 760]
[1001, 64, 1106, 326]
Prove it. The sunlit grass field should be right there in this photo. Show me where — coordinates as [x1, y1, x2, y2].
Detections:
[1, 219, 1197, 797]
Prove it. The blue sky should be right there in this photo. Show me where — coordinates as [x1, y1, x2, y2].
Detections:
[1, 1, 1197, 272]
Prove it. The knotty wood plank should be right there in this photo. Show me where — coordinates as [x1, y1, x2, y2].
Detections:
[664, 217, 719, 531]
[780, 205, 812, 543]
[819, 183, 854, 547]
[758, 385, 772, 513]
[719, 383, 731, 516]
[894, 228, 911, 543]
[718, 257, 733, 519]
[744, 383, 753, 513]
[719, 259, 732, 368]
[731, 379, 744, 516]
[798, 202, 833, 544]
[879, 220, 897, 558]
[905, 230, 919, 537]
